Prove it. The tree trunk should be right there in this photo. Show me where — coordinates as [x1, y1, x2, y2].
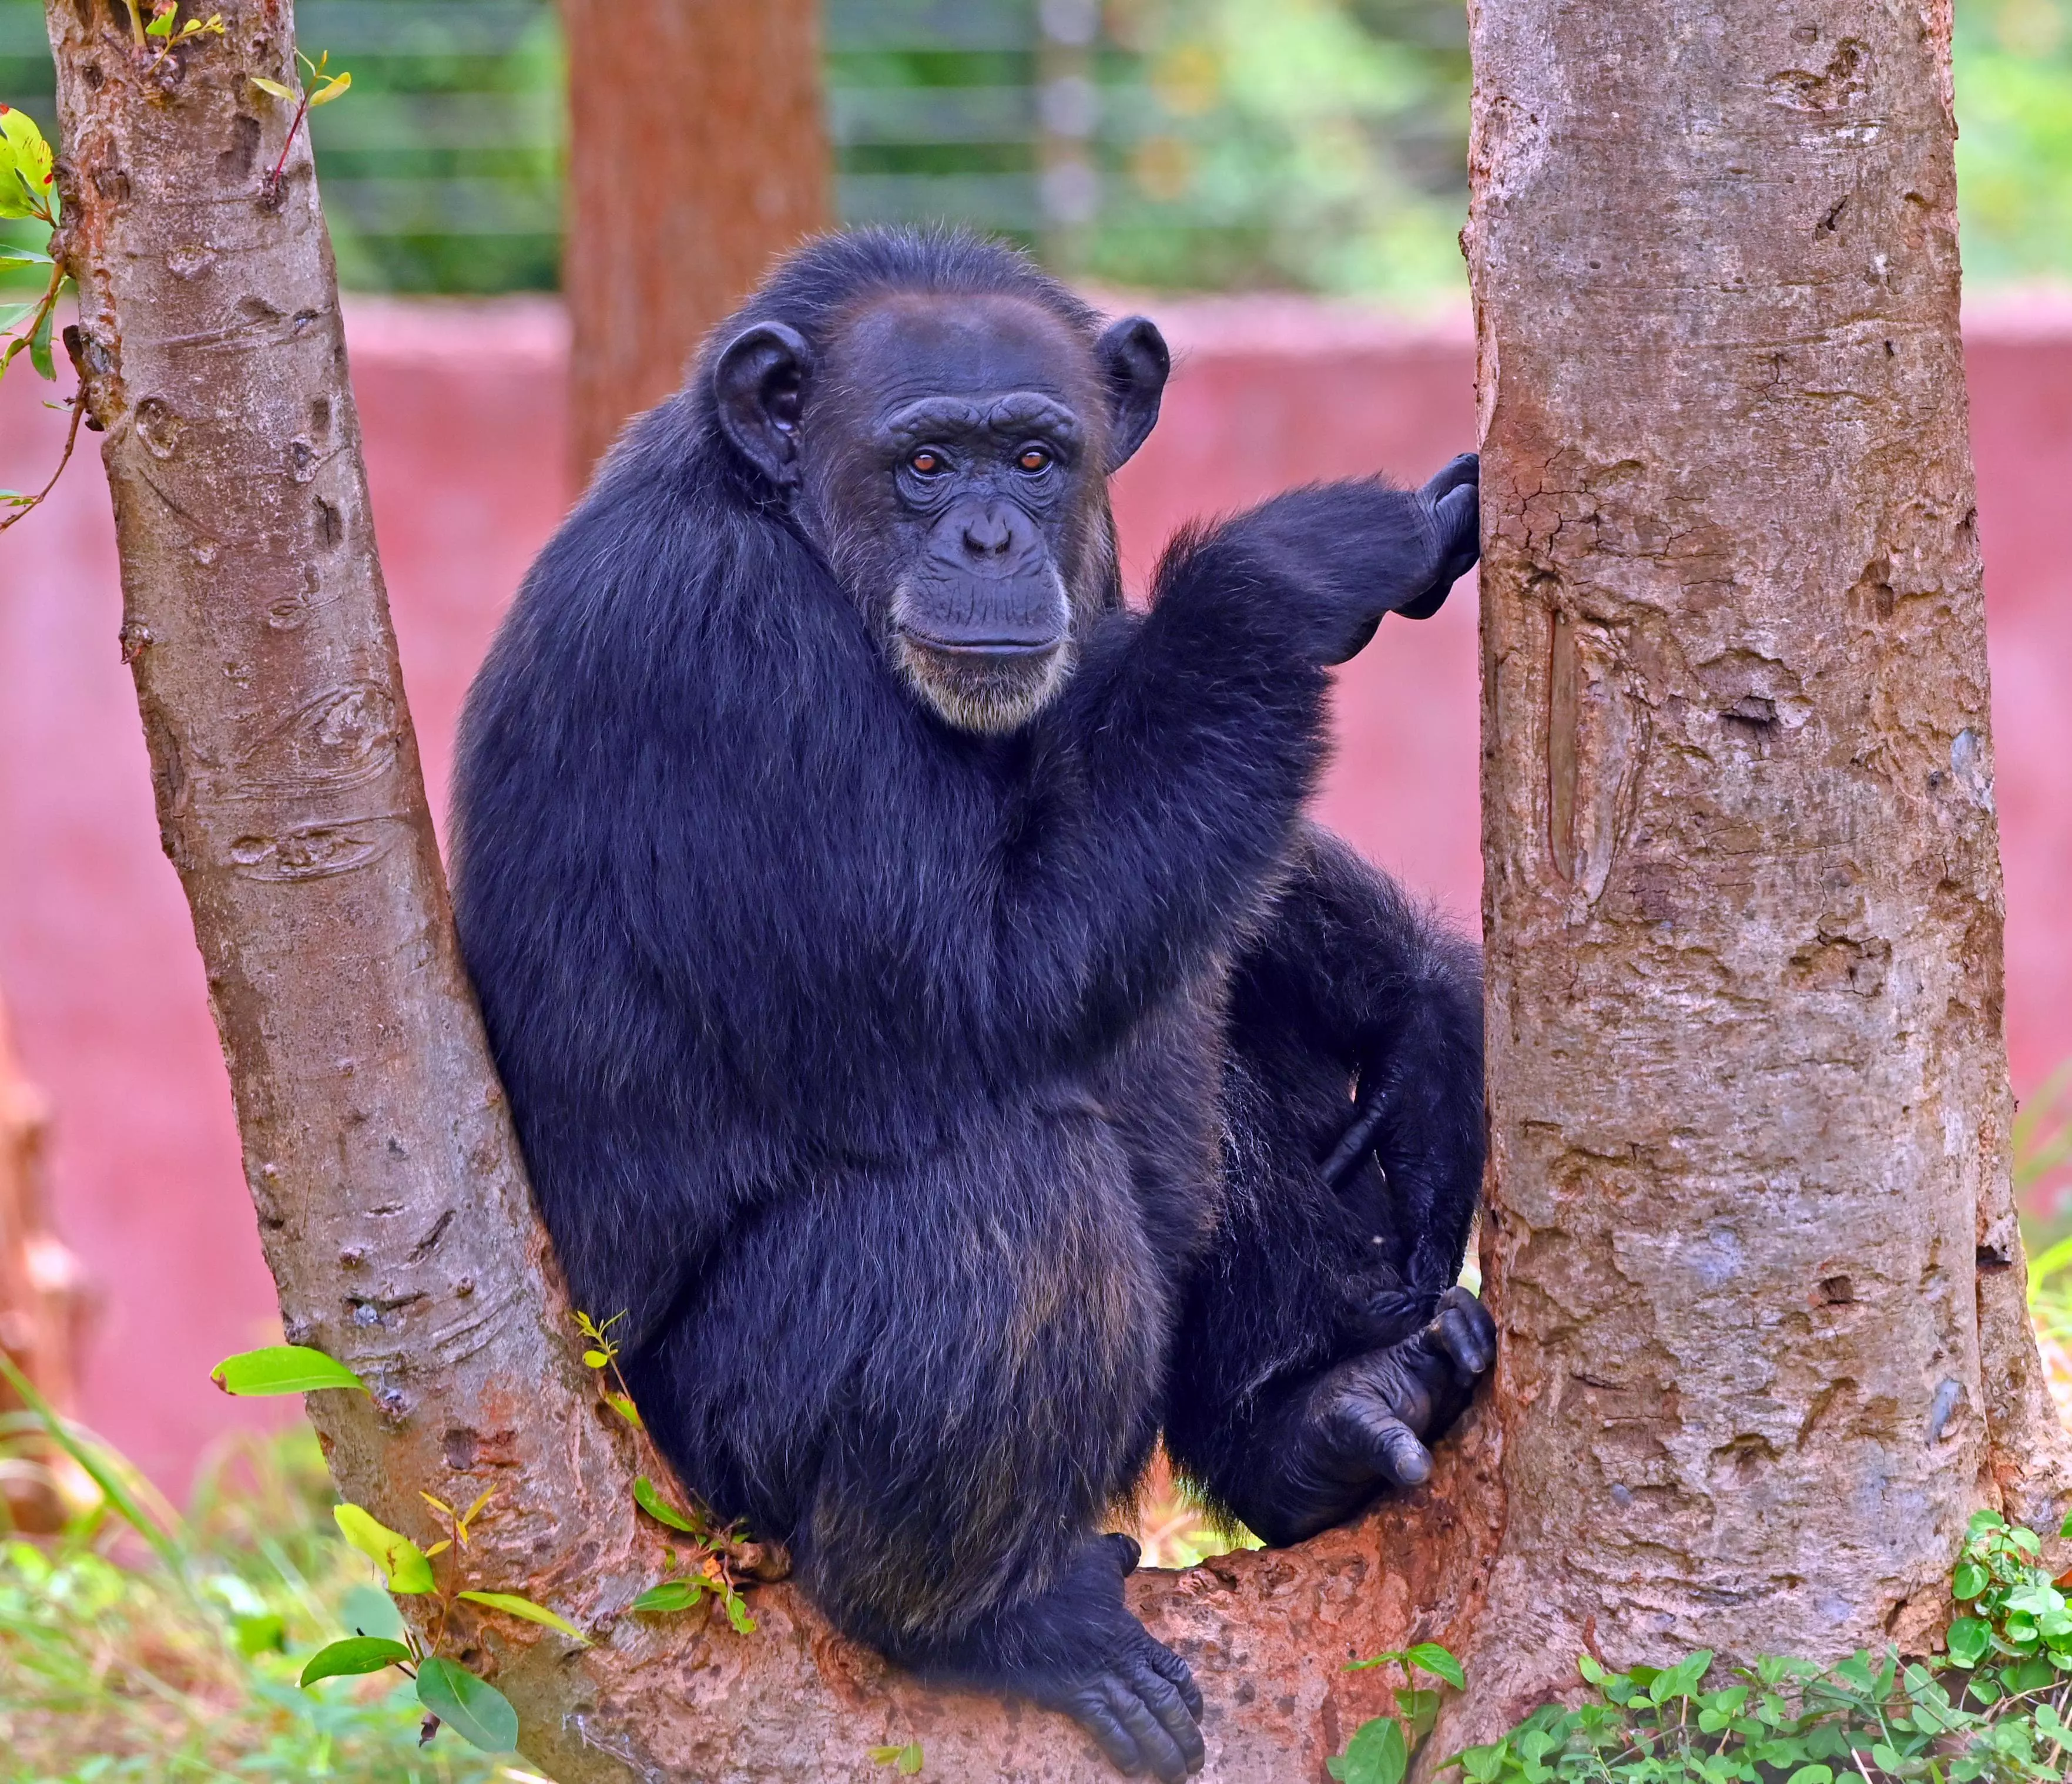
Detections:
[0, 987, 90, 1531]
[1440, 0, 2072, 1751]
[42, 4, 1468, 1777]
[556, 0, 830, 484]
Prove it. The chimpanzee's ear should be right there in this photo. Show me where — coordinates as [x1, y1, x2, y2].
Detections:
[1094, 316, 1169, 472]
[714, 321, 814, 489]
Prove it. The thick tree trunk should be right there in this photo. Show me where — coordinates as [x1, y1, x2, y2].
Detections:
[42, 4, 1464, 1777]
[1441, 0, 2072, 1752]
[556, 0, 830, 484]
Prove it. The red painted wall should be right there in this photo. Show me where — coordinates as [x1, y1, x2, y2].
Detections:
[2, 293, 2067, 1488]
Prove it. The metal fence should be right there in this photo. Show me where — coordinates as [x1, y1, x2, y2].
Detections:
[0, 1, 1473, 294]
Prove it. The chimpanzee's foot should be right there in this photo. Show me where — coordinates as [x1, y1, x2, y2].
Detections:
[1245, 1285, 1495, 1547]
[913, 1533, 1203, 1780]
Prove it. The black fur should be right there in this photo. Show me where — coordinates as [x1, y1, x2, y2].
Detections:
[451, 227, 1487, 1780]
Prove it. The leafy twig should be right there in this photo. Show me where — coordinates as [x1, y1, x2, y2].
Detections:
[253, 51, 352, 199]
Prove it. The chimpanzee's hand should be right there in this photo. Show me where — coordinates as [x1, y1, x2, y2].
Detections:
[1245, 1286, 1496, 1547]
[1399, 453, 1482, 619]
[1212, 454, 1481, 666]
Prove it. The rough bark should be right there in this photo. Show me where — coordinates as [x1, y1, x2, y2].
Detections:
[1441, 0, 2072, 1753]
[0, 987, 90, 1531]
[556, 0, 830, 484]
[42, 4, 1468, 1776]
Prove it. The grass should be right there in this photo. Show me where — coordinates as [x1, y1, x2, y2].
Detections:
[0, 1422, 538, 1784]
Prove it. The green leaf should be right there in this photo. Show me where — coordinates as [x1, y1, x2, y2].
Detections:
[0, 244, 51, 270]
[724, 1590, 757, 1635]
[1328, 1715, 1408, 1784]
[415, 1656, 519, 1753]
[629, 1579, 703, 1614]
[581, 1349, 611, 1369]
[308, 72, 352, 106]
[333, 1503, 436, 1594]
[250, 75, 296, 99]
[605, 1392, 644, 1428]
[1645, 1649, 1712, 1704]
[1785, 1769, 1834, 1784]
[233, 1611, 286, 1655]
[145, 7, 176, 36]
[26, 295, 52, 380]
[1952, 1560, 1989, 1600]
[633, 1474, 700, 1534]
[870, 1743, 924, 1775]
[1406, 1642, 1467, 1691]
[340, 1581, 407, 1639]
[0, 106, 55, 221]
[457, 1589, 590, 1645]
[299, 1635, 413, 1685]
[211, 1344, 368, 1397]
[1394, 1688, 1440, 1741]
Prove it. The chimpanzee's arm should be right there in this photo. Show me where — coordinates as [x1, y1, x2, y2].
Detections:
[1160, 828, 1490, 1546]
[1256, 827, 1484, 1292]
[994, 461, 1481, 1068]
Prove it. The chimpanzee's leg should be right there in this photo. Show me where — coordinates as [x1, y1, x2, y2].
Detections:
[1162, 826, 1493, 1547]
[624, 1109, 1205, 1780]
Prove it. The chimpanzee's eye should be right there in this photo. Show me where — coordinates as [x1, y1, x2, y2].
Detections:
[1017, 447, 1051, 473]
[909, 450, 946, 475]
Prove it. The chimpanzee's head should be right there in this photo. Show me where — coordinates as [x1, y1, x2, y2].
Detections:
[709, 232, 1169, 733]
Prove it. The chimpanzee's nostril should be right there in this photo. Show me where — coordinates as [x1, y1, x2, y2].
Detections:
[961, 505, 1015, 557]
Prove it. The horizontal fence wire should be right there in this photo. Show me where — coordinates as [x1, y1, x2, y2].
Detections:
[0, 0, 1478, 295]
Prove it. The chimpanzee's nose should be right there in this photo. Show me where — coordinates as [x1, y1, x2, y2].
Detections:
[961, 503, 1017, 558]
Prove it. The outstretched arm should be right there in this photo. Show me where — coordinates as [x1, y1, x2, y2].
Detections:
[994, 460, 1483, 1070]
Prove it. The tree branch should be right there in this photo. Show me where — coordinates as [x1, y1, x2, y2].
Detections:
[43, 4, 1490, 1775]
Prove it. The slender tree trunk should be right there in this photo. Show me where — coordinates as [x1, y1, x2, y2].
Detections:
[41, 4, 1463, 1776]
[556, 0, 830, 484]
[1439, 0, 2072, 1751]
[0, 988, 89, 1531]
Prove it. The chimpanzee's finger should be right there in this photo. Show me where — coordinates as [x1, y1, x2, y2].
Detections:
[1430, 1295, 1496, 1379]
[1119, 1649, 1206, 1775]
[1332, 1390, 1434, 1487]
[1141, 1637, 1205, 1718]
[1068, 1679, 1147, 1776]
[1102, 1668, 1192, 1782]
[1419, 452, 1480, 501]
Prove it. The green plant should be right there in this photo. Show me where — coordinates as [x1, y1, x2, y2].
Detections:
[572, 1307, 643, 1428]
[211, 1345, 586, 1755]
[0, 101, 79, 532]
[1325, 1512, 2072, 1784]
[0, 1377, 530, 1780]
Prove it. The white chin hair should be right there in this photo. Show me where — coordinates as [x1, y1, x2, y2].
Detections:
[894, 634, 1071, 735]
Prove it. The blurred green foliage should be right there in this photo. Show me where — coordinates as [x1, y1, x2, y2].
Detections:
[1086, 0, 1470, 296]
[1956, 0, 2072, 284]
[0, 0, 2068, 296]
[0, 1424, 515, 1784]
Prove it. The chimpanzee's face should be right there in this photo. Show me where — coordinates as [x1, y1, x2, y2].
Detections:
[713, 291, 1169, 733]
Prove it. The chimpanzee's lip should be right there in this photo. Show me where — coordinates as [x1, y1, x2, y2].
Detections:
[900, 627, 1062, 662]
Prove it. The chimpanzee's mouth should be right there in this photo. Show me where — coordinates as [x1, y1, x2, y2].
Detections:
[899, 628, 1062, 663]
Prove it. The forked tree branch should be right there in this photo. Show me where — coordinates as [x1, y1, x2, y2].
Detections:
[41, 4, 1488, 1777]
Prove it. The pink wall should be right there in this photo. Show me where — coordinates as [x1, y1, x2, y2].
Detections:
[2, 294, 2067, 1488]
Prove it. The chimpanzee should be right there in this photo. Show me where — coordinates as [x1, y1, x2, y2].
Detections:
[451, 227, 1491, 1780]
